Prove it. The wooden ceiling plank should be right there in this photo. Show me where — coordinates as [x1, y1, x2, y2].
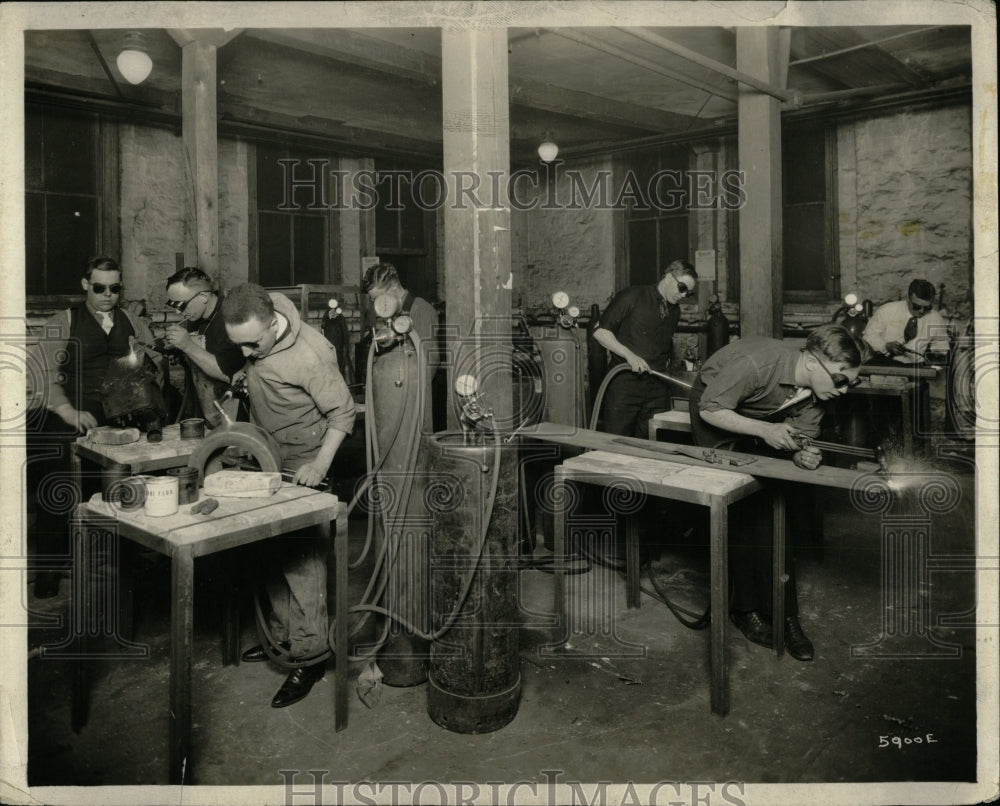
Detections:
[624, 27, 797, 106]
[792, 29, 929, 90]
[550, 28, 738, 103]
[167, 28, 245, 49]
[510, 76, 698, 133]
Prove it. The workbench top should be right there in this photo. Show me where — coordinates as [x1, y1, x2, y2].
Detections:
[566, 450, 758, 496]
[75, 424, 202, 465]
[77, 484, 342, 557]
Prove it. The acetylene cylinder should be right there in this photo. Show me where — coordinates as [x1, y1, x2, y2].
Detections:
[705, 295, 730, 359]
[425, 432, 521, 734]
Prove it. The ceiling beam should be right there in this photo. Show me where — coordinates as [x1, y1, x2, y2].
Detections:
[167, 28, 245, 49]
[248, 28, 702, 134]
[547, 28, 738, 103]
[621, 27, 800, 107]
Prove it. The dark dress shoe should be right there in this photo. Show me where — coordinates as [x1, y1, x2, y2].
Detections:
[271, 662, 325, 708]
[241, 642, 290, 663]
[729, 609, 773, 649]
[784, 616, 815, 661]
[33, 572, 61, 600]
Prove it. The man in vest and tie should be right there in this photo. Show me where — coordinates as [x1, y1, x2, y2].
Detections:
[28, 256, 161, 597]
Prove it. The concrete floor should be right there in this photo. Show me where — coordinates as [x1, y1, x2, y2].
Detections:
[24, 456, 981, 800]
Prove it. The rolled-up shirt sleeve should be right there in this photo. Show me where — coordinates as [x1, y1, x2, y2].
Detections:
[307, 362, 356, 435]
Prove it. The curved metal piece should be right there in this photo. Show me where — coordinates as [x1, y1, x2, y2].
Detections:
[186, 421, 282, 484]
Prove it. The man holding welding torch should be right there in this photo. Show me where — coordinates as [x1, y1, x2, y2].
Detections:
[689, 324, 864, 661]
[163, 267, 247, 425]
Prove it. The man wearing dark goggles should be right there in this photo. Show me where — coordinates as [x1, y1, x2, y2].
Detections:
[26, 256, 162, 598]
[862, 278, 949, 359]
[688, 324, 865, 663]
[592, 258, 699, 438]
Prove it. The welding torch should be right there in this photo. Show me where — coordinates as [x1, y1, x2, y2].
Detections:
[792, 433, 888, 474]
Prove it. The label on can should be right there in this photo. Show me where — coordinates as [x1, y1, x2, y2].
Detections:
[144, 476, 179, 517]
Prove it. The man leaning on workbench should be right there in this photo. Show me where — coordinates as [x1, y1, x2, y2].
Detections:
[688, 323, 865, 661]
[222, 282, 356, 707]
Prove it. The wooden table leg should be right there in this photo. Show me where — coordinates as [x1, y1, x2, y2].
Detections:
[553, 466, 568, 645]
[899, 385, 914, 456]
[709, 498, 729, 716]
[71, 513, 89, 733]
[772, 488, 786, 657]
[332, 513, 349, 732]
[625, 516, 641, 610]
[169, 546, 194, 785]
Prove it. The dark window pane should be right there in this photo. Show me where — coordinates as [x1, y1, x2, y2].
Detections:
[400, 183, 424, 249]
[626, 150, 659, 219]
[26, 109, 43, 190]
[375, 197, 397, 249]
[44, 111, 96, 195]
[46, 195, 97, 294]
[658, 216, 689, 269]
[783, 132, 825, 205]
[293, 216, 326, 284]
[783, 203, 826, 291]
[628, 219, 658, 286]
[25, 193, 45, 295]
[258, 212, 292, 286]
[257, 146, 289, 211]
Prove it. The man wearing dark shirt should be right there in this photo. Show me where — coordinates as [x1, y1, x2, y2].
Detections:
[593, 259, 697, 437]
[164, 267, 246, 425]
[690, 324, 863, 661]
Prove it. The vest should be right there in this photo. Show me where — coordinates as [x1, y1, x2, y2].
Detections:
[63, 304, 136, 403]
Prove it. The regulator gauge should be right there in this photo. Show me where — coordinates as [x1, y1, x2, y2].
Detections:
[374, 293, 400, 318]
[392, 314, 413, 335]
[567, 305, 580, 318]
[551, 291, 570, 310]
[455, 374, 478, 397]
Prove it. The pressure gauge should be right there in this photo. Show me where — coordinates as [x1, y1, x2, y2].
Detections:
[853, 303, 864, 313]
[328, 298, 339, 309]
[567, 305, 580, 318]
[455, 374, 478, 396]
[844, 293, 858, 306]
[551, 291, 570, 310]
[374, 292, 400, 318]
[392, 314, 413, 335]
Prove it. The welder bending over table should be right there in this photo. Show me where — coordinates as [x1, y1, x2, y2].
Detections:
[688, 324, 864, 662]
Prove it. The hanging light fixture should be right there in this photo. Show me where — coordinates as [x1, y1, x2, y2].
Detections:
[537, 132, 559, 163]
[116, 31, 153, 85]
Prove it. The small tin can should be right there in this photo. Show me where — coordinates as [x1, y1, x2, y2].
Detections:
[106, 475, 148, 511]
[180, 418, 206, 439]
[166, 466, 199, 505]
[144, 475, 179, 517]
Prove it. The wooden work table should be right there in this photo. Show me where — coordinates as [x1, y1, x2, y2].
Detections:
[69, 484, 348, 784]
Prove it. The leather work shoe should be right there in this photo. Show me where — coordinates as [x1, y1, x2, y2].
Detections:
[33, 571, 62, 600]
[271, 663, 325, 708]
[241, 642, 290, 663]
[729, 609, 773, 649]
[784, 616, 815, 662]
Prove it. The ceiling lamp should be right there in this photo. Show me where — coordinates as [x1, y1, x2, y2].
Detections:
[537, 134, 559, 164]
[116, 31, 153, 85]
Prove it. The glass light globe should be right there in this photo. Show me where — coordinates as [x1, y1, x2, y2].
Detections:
[117, 48, 153, 85]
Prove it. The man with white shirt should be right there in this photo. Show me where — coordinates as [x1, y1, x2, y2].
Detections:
[863, 279, 949, 360]
[28, 256, 161, 597]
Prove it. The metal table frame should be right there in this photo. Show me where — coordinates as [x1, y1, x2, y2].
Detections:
[551, 452, 781, 716]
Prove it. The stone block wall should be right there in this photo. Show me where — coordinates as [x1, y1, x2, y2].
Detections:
[840, 104, 972, 312]
[512, 156, 617, 314]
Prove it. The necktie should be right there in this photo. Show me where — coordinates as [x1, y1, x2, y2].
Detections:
[903, 316, 918, 343]
[659, 299, 670, 320]
[100, 311, 114, 335]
